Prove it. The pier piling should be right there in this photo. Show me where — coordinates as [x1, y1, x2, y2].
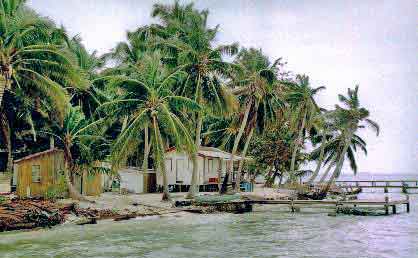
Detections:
[384, 196, 389, 215]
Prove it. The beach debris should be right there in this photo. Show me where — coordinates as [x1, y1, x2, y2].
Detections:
[0, 197, 70, 232]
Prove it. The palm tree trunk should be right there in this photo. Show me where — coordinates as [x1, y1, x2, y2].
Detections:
[318, 163, 333, 184]
[63, 145, 88, 201]
[141, 125, 150, 172]
[307, 132, 327, 184]
[289, 110, 307, 183]
[221, 100, 252, 194]
[187, 75, 204, 199]
[234, 126, 254, 191]
[153, 115, 171, 201]
[0, 110, 12, 173]
[0, 74, 7, 108]
[322, 133, 352, 193]
[186, 111, 202, 199]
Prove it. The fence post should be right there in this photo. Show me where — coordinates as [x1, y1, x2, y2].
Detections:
[406, 195, 410, 213]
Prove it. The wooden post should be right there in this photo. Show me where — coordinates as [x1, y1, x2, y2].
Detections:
[384, 196, 389, 215]
[392, 205, 397, 214]
[217, 158, 222, 192]
[290, 199, 295, 212]
[406, 195, 410, 213]
[384, 182, 389, 193]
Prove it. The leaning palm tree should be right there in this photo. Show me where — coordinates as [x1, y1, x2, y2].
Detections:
[45, 105, 106, 201]
[219, 48, 281, 193]
[0, 0, 87, 114]
[283, 75, 325, 183]
[102, 52, 199, 201]
[151, 2, 238, 198]
[0, 1, 88, 172]
[306, 111, 336, 184]
[314, 133, 367, 184]
[321, 86, 379, 193]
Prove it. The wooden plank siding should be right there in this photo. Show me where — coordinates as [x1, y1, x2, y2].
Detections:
[15, 149, 102, 197]
[82, 171, 102, 196]
[16, 150, 64, 197]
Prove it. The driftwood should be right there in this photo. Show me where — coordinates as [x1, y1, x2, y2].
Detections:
[113, 214, 137, 221]
[0, 198, 72, 232]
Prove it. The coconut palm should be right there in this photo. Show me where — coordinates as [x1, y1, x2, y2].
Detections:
[306, 111, 336, 184]
[314, 133, 367, 184]
[151, 2, 238, 198]
[44, 105, 106, 200]
[222, 48, 282, 193]
[0, 0, 86, 115]
[0, 1, 88, 172]
[102, 52, 199, 201]
[283, 75, 325, 183]
[321, 86, 379, 193]
[67, 35, 106, 117]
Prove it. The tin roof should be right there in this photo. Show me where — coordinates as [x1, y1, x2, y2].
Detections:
[166, 146, 245, 161]
[14, 149, 63, 163]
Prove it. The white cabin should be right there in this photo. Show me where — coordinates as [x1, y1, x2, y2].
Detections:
[118, 167, 157, 194]
[157, 146, 244, 191]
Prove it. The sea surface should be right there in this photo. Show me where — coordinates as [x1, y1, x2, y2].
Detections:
[1, 173, 417, 258]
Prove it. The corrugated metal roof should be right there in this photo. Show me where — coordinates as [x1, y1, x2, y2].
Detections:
[14, 149, 63, 163]
[167, 146, 244, 160]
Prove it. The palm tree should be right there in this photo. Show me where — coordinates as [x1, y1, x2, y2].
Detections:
[315, 133, 367, 184]
[283, 75, 325, 183]
[0, 1, 87, 172]
[45, 105, 106, 201]
[321, 86, 379, 193]
[306, 112, 335, 184]
[0, 0, 86, 114]
[67, 35, 106, 117]
[151, 2, 238, 198]
[217, 48, 281, 193]
[102, 52, 199, 201]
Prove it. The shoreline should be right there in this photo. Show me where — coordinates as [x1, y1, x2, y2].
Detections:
[0, 187, 293, 232]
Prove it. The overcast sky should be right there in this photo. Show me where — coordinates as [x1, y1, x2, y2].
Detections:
[28, 0, 417, 175]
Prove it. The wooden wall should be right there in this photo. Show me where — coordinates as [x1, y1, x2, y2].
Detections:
[82, 171, 102, 196]
[16, 151, 64, 198]
[16, 150, 102, 197]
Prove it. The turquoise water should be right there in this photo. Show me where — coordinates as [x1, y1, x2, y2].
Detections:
[1, 174, 417, 258]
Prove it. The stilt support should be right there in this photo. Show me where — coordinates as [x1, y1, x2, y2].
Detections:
[384, 196, 389, 215]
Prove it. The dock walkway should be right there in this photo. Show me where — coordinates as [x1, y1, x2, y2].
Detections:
[335, 180, 418, 193]
[247, 195, 410, 215]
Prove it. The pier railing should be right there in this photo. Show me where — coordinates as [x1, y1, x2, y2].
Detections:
[249, 195, 410, 215]
[335, 180, 418, 190]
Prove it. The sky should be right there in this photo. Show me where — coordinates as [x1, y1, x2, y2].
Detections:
[27, 0, 417, 175]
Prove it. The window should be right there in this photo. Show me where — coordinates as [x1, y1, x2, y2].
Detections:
[32, 165, 41, 183]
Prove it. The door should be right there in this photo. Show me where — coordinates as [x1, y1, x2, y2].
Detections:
[176, 159, 185, 183]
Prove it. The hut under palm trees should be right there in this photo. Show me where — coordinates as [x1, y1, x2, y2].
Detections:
[13, 149, 103, 198]
[160, 146, 245, 192]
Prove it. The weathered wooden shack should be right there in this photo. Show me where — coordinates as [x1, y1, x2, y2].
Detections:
[14, 149, 102, 198]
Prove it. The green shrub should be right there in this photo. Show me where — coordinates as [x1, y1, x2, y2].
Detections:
[44, 175, 68, 200]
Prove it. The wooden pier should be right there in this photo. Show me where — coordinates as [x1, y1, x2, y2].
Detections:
[335, 180, 418, 193]
[248, 195, 410, 215]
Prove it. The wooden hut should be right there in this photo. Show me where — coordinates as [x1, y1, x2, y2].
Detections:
[14, 149, 102, 198]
